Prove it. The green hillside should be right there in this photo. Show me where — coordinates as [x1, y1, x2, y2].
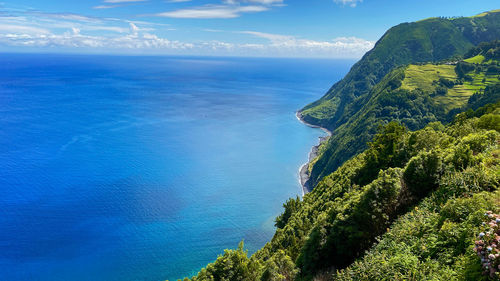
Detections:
[185, 99, 500, 281]
[177, 11, 500, 281]
[305, 39, 500, 187]
[400, 62, 499, 111]
[300, 10, 500, 186]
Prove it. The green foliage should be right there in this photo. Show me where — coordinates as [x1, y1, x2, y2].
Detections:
[308, 51, 499, 188]
[297, 168, 404, 278]
[439, 77, 455, 88]
[260, 250, 298, 281]
[330, 106, 500, 280]
[435, 164, 499, 202]
[455, 61, 476, 79]
[275, 197, 301, 229]
[403, 150, 443, 199]
[187, 101, 499, 281]
[301, 11, 500, 128]
[334, 191, 500, 281]
[467, 84, 500, 111]
[185, 11, 500, 281]
[357, 122, 407, 185]
[300, 11, 500, 187]
[477, 113, 500, 131]
[284, 103, 498, 280]
[464, 40, 500, 61]
[190, 241, 262, 281]
[473, 212, 500, 279]
[300, 12, 500, 127]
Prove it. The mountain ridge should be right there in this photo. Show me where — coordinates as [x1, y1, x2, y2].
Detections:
[300, 10, 500, 187]
[180, 10, 500, 281]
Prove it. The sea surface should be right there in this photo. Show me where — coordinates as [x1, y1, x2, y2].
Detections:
[0, 54, 353, 281]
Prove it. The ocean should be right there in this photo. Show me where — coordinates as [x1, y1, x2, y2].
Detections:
[0, 54, 353, 281]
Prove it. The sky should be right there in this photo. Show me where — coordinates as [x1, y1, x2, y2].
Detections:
[0, 0, 498, 58]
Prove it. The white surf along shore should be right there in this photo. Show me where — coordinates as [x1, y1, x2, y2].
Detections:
[295, 111, 331, 195]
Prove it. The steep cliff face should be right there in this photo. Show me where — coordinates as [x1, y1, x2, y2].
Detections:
[300, 10, 500, 186]
[184, 11, 500, 281]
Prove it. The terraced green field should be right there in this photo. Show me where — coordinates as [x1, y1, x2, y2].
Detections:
[464, 54, 485, 64]
[401, 64, 456, 92]
[400, 63, 499, 111]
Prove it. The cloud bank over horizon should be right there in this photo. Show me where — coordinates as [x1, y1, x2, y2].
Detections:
[0, 1, 376, 58]
[333, 0, 363, 8]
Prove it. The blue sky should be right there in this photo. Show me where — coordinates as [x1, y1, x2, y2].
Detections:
[0, 0, 498, 57]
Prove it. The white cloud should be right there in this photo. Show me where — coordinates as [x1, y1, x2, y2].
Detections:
[334, 0, 362, 7]
[129, 22, 139, 36]
[238, 31, 293, 42]
[3, 10, 151, 34]
[155, 0, 282, 19]
[0, 6, 373, 58]
[203, 28, 225, 32]
[41, 13, 101, 23]
[0, 24, 50, 35]
[223, 0, 283, 4]
[245, 0, 283, 4]
[0, 24, 373, 58]
[36, 19, 130, 33]
[0, 27, 192, 50]
[94, 0, 147, 9]
[103, 0, 147, 3]
[85, 25, 130, 33]
[93, 5, 120, 9]
[238, 31, 374, 57]
[155, 5, 268, 19]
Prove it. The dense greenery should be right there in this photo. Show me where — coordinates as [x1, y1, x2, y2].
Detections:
[178, 11, 500, 281]
[335, 192, 500, 280]
[300, 11, 500, 128]
[300, 10, 500, 186]
[184, 101, 500, 281]
[465, 40, 500, 62]
[306, 62, 498, 188]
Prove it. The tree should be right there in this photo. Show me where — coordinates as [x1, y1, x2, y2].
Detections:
[260, 250, 298, 281]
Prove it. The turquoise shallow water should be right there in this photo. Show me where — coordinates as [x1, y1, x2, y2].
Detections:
[0, 54, 353, 281]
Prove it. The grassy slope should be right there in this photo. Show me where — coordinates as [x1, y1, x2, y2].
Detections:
[301, 10, 500, 127]
[334, 190, 500, 280]
[300, 10, 500, 187]
[181, 13, 500, 281]
[307, 54, 500, 187]
[401, 63, 500, 111]
[464, 54, 486, 64]
[186, 101, 500, 281]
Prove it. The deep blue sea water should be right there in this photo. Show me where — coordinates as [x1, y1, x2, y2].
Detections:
[0, 54, 353, 281]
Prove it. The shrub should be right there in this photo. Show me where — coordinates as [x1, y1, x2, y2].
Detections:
[435, 165, 499, 201]
[473, 212, 500, 279]
[191, 241, 262, 281]
[275, 197, 301, 229]
[434, 85, 448, 96]
[403, 150, 443, 199]
[439, 77, 455, 88]
[260, 250, 298, 281]
[477, 114, 500, 132]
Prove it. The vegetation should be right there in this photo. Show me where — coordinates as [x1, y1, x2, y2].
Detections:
[305, 40, 500, 187]
[178, 11, 500, 281]
[299, 11, 500, 186]
[473, 212, 500, 279]
[184, 100, 500, 281]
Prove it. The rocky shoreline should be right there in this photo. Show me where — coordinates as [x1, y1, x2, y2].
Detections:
[295, 111, 331, 194]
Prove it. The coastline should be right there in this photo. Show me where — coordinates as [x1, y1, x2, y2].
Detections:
[295, 111, 331, 195]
